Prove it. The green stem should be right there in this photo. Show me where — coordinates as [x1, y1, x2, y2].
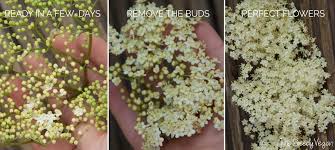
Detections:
[83, 31, 93, 87]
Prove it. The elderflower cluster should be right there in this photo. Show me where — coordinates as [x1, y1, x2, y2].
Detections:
[110, 1, 224, 149]
[0, 0, 107, 147]
[227, 0, 335, 149]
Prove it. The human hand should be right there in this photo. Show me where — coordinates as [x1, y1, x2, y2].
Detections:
[10, 34, 108, 150]
[110, 22, 224, 150]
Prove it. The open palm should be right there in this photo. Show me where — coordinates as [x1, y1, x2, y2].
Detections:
[10, 34, 107, 150]
[110, 22, 224, 150]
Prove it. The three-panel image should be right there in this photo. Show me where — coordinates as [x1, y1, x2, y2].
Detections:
[0, 0, 335, 150]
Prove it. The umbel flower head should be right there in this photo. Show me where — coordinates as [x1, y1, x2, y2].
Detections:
[0, 0, 107, 146]
[110, 0, 224, 149]
[227, 0, 335, 149]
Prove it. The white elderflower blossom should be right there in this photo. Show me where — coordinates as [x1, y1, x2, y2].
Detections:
[227, 0, 335, 149]
[26, 102, 35, 110]
[59, 88, 67, 97]
[110, 1, 224, 149]
[34, 111, 60, 128]
[73, 107, 86, 117]
[109, 27, 125, 55]
[42, 82, 54, 92]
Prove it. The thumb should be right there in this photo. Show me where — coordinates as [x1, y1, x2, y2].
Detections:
[31, 124, 108, 150]
[74, 124, 107, 150]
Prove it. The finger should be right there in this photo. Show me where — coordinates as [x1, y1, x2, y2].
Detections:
[9, 77, 25, 107]
[22, 53, 51, 73]
[76, 34, 107, 68]
[47, 97, 75, 125]
[8, 53, 49, 107]
[52, 34, 88, 82]
[109, 84, 143, 149]
[31, 124, 108, 150]
[7, 77, 74, 149]
[52, 34, 84, 61]
[195, 22, 224, 69]
[87, 69, 105, 83]
[53, 34, 106, 84]
[31, 140, 74, 150]
[22, 53, 75, 125]
[163, 122, 224, 150]
[53, 34, 107, 68]
[74, 124, 107, 150]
